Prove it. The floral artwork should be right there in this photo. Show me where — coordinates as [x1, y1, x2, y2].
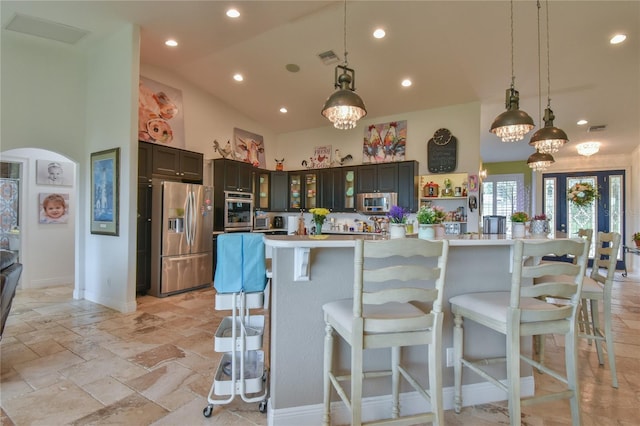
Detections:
[233, 128, 266, 168]
[363, 120, 407, 163]
[138, 76, 185, 148]
[568, 182, 598, 207]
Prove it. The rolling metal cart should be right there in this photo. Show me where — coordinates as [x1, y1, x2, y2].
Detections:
[203, 233, 271, 417]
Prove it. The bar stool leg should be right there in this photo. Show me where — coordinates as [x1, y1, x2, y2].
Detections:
[565, 329, 582, 425]
[603, 295, 619, 388]
[391, 346, 400, 419]
[429, 339, 443, 426]
[590, 299, 605, 365]
[506, 322, 521, 426]
[322, 323, 334, 426]
[453, 313, 463, 414]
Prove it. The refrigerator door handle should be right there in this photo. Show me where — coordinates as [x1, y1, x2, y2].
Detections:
[185, 191, 193, 247]
[187, 190, 196, 247]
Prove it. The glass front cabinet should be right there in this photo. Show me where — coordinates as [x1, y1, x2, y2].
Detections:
[289, 172, 318, 211]
[255, 171, 270, 210]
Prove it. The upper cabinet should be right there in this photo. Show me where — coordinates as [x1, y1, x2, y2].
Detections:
[270, 171, 289, 211]
[138, 142, 153, 183]
[357, 163, 398, 193]
[214, 158, 254, 193]
[151, 144, 203, 182]
[255, 171, 270, 210]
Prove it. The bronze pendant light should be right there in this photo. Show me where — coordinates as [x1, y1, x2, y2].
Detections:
[321, 0, 367, 130]
[490, 0, 535, 142]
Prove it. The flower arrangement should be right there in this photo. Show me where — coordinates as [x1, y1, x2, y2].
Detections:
[533, 213, 548, 220]
[309, 208, 330, 226]
[510, 211, 529, 223]
[387, 205, 408, 224]
[633, 232, 640, 242]
[416, 205, 446, 224]
[568, 182, 598, 207]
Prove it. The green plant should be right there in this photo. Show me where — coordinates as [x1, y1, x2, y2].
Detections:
[417, 205, 446, 224]
[633, 232, 640, 242]
[510, 211, 529, 222]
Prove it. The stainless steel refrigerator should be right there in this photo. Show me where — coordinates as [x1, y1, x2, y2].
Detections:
[150, 180, 213, 297]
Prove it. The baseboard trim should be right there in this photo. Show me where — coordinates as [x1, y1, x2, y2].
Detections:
[268, 376, 535, 425]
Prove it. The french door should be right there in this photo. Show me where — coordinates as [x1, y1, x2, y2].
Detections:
[542, 170, 625, 267]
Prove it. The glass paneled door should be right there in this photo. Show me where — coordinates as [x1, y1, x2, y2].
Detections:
[542, 170, 625, 267]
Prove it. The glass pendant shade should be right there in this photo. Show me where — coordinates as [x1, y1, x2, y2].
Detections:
[529, 107, 568, 154]
[490, 88, 535, 142]
[527, 149, 555, 171]
[321, 65, 367, 130]
[576, 141, 600, 157]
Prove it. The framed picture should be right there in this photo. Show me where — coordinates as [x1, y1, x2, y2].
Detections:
[38, 192, 69, 224]
[233, 127, 266, 168]
[468, 174, 479, 192]
[363, 120, 407, 163]
[90, 148, 119, 236]
[36, 160, 74, 186]
[138, 76, 185, 148]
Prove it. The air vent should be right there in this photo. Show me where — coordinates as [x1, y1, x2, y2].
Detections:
[5, 13, 89, 44]
[318, 50, 340, 65]
[587, 124, 607, 132]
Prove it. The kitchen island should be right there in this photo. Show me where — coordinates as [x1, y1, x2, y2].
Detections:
[264, 234, 556, 425]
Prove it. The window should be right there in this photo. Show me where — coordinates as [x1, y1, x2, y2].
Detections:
[482, 173, 526, 232]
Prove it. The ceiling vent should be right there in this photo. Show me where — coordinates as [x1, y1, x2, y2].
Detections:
[5, 13, 89, 44]
[587, 124, 607, 132]
[318, 50, 340, 65]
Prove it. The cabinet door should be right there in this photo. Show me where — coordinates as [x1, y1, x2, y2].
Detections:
[152, 145, 181, 178]
[222, 160, 253, 192]
[138, 142, 153, 183]
[319, 169, 335, 211]
[136, 183, 152, 293]
[342, 168, 357, 212]
[237, 162, 254, 192]
[304, 172, 317, 210]
[397, 161, 418, 211]
[289, 173, 302, 210]
[270, 171, 288, 211]
[256, 171, 270, 210]
[180, 150, 203, 182]
[357, 165, 377, 193]
[377, 163, 398, 193]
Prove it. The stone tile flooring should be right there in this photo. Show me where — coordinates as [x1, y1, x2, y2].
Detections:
[1, 270, 639, 425]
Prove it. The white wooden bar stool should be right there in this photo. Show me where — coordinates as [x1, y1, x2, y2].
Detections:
[579, 231, 621, 388]
[322, 238, 449, 426]
[449, 238, 589, 426]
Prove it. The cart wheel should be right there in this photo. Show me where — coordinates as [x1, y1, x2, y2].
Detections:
[203, 405, 213, 417]
[259, 400, 267, 414]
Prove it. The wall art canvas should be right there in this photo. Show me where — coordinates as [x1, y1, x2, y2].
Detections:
[39, 192, 69, 224]
[36, 160, 74, 186]
[233, 128, 265, 168]
[138, 76, 185, 148]
[90, 148, 119, 236]
[309, 145, 332, 169]
[362, 120, 407, 163]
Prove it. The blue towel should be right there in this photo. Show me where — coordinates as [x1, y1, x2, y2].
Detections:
[214, 233, 267, 294]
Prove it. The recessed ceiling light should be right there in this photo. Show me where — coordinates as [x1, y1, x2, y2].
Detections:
[401, 79, 412, 87]
[165, 39, 178, 47]
[373, 28, 386, 39]
[279, 107, 288, 114]
[233, 73, 243, 82]
[226, 9, 240, 18]
[577, 119, 588, 125]
[610, 34, 626, 44]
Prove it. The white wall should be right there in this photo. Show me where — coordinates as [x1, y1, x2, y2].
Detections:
[82, 25, 139, 312]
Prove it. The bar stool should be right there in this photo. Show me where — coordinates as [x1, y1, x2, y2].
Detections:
[322, 238, 449, 425]
[579, 231, 621, 388]
[449, 238, 589, 426]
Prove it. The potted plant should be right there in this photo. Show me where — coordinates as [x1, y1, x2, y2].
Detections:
[309, 208, 330, 235]
[530, 213, 550, 236]
[633, 232, 640, 248]
[510, 211, 528, 238]
[416, 205, 437, 239]
[387, 205, 408, 239]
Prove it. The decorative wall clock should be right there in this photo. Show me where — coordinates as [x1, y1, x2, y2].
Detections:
[427, 128, 457, 173]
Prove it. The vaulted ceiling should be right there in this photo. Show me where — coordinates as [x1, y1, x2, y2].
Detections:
[2, 1, 638, 163]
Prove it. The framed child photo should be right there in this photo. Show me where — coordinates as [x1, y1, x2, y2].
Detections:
[90, 148, 119, 236]
[36, 160, 74, 186]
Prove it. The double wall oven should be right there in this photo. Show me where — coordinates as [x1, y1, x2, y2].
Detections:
[224, 191, 254, 232]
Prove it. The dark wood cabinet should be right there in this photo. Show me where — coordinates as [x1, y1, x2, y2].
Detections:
[288, 172, 318, 211]
[357, 163, 398, 193]
[138, 142, 153, 183]
[319, 169, 337, 211]
[398, 161, 419, 212]
[214, 159, 254, 193]
[151, 145, 203, 182]
[136, 182, 152, 293]
[270, 171, 288, 211]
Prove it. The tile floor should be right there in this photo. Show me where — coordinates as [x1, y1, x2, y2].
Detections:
[1, 270, 639, 425]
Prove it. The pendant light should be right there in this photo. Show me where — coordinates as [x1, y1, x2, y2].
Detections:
[528, 0, 568, 154]
[527, 0, 554, 171]
[490, 0, 534, 142]
[321, 0, 367, 130]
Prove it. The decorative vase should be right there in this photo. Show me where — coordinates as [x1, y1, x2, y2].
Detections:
[530, 219, 549, 236]
[435, 224, 445, 238]
[314, 219, 324, 235]
[635, 240, 640, 248]
[512, 222, 526, 238]
[389, 223, 406, 239]
[418, 224, 436, 240]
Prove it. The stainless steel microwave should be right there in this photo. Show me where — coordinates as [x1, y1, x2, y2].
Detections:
[356, 192, 397, 214]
